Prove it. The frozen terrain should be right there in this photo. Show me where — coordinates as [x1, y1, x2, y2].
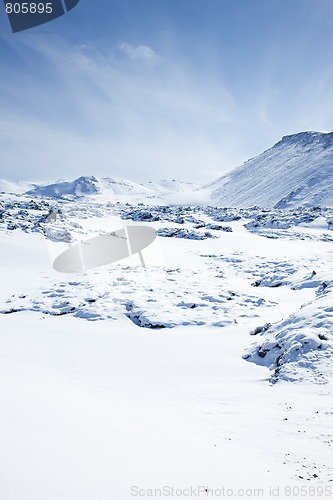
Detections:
[0, 185, 332, 499]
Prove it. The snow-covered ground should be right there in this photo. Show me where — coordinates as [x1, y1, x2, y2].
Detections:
[0, 193, 332, 499]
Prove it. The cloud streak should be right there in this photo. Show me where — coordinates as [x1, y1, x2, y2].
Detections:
[118, 42, 162, 64]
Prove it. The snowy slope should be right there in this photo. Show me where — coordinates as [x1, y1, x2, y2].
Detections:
[208, 131, 333, 208]
[0, 179, 36, 194]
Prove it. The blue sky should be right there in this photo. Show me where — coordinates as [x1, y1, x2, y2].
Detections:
[1, 0, 333, 183]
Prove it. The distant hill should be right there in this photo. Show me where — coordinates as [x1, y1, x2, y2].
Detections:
[24, 175, 200, 204]
[0, 179, 36, 195]
[25, 176, 159, 201]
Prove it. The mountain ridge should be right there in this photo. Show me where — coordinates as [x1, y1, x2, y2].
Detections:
[2, 130, 333, 208]
[21, 175, 201, 204]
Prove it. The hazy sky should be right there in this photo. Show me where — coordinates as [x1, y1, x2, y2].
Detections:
[1, 0, 333, 183]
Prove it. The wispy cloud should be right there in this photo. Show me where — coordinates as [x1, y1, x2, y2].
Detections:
[118, 42, 162, 64]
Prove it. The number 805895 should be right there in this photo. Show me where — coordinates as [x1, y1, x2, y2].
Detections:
[6, 3, 53, 14]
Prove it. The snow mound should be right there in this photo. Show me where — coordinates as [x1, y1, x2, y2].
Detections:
[157, 227, 216, 239]
[244, 282, 333, 383]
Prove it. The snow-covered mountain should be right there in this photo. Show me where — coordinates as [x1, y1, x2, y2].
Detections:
[25, 175, 202, 204]
[25, 176, 101, 197]
[207, 131, 333, 208]
[26, 175, 163, 202]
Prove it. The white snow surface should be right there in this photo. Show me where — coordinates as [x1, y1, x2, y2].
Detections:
[0, 191, 333, 499]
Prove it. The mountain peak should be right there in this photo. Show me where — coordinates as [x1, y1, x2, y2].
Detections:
[276, 130, 333, 148]
[26, 176, 101, 197]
